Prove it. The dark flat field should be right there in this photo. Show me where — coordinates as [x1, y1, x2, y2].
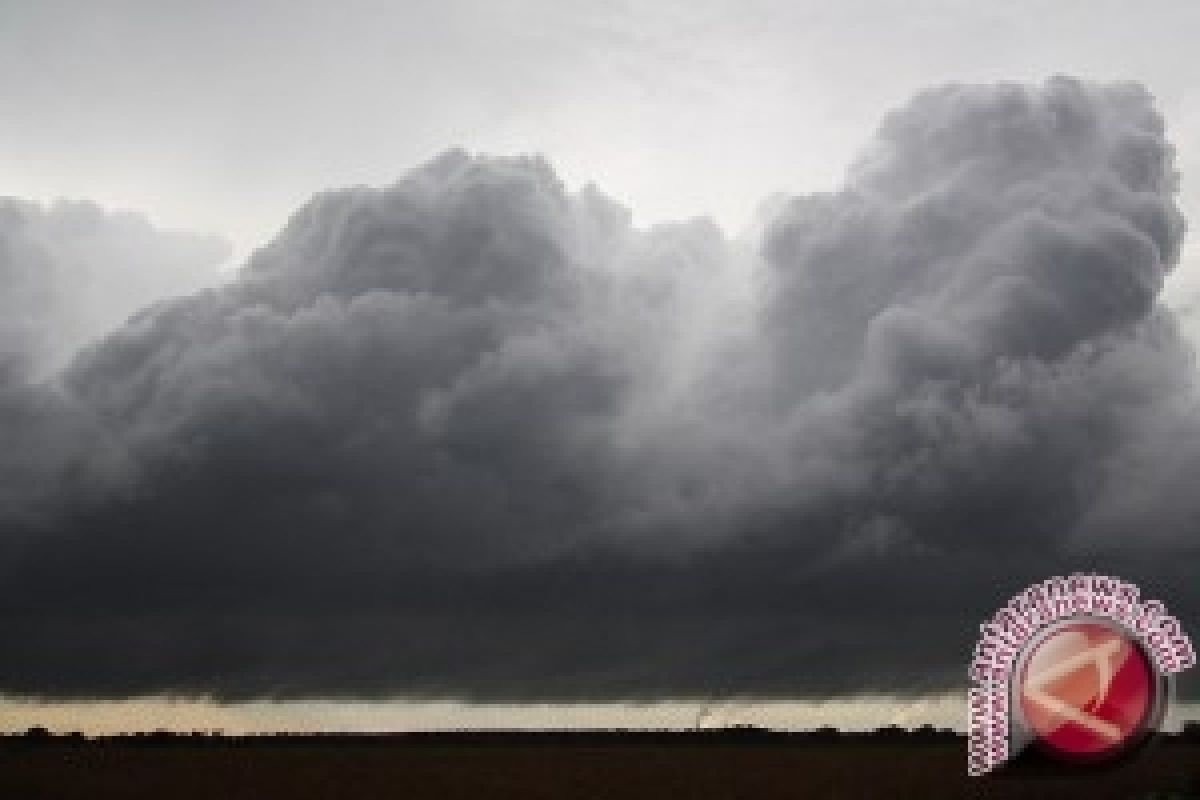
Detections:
[3, 731, 1199, 799]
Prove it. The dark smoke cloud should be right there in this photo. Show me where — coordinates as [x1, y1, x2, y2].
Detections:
[0, 200, 228, 536]
[0, 199, 229, 379]
[3, 77, 1200, 702]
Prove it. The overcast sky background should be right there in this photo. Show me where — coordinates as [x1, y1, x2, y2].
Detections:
[5, 0, 1200, 733]
[4, 1, 1200, 272]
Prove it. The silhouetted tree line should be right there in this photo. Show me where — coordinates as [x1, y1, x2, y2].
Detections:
[1, 724, 955, 748]
[6, 722, 1200, 749]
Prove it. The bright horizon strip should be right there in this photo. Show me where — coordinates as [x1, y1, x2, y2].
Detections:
[4, 695, 1200, 737]
[0, 694, 969, 735]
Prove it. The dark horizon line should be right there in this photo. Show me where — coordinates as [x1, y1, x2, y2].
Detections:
[4, 724, 953, 739]
[7, 724, 1200, 743]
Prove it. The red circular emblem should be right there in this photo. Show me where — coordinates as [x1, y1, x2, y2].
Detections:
[1016, 618, 1158, 762]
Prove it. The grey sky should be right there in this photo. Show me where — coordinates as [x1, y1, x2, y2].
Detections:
[3, 1, 1200, 260]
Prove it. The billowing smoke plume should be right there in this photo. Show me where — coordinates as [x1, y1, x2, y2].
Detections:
[3, 77, 1199, 701]
[0, 201, 228, 539]
[0, 199, 229, 379]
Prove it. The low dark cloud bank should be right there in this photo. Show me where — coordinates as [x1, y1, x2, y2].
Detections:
[3, 76, 1200, 702]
